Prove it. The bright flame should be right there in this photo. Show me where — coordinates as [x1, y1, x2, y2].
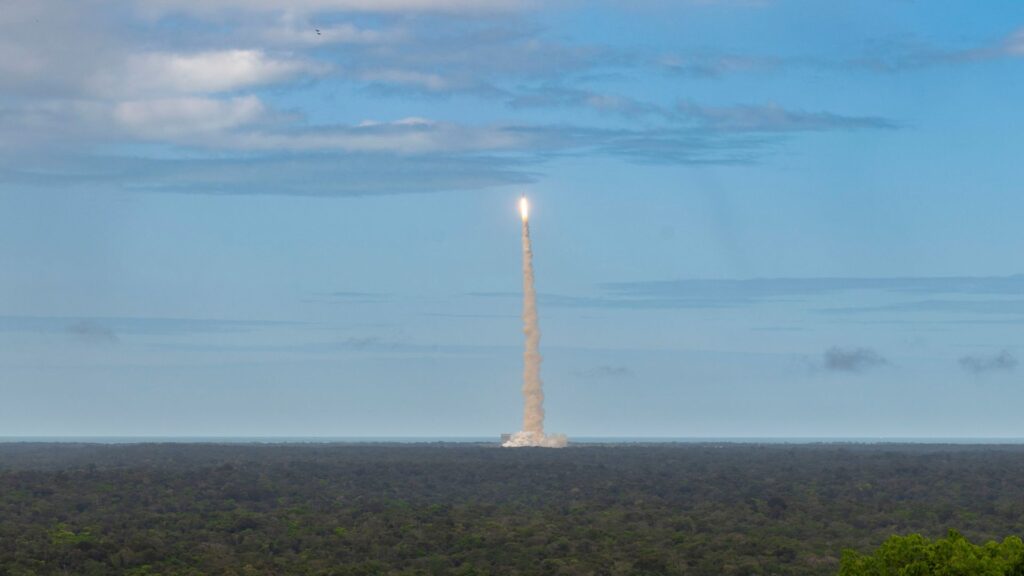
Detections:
[519, 196, 529, 221]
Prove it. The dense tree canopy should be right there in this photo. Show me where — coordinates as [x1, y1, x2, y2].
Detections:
[1, 443, 1024, 575]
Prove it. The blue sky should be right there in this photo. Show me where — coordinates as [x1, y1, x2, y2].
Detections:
[2, 0, 1024, 438]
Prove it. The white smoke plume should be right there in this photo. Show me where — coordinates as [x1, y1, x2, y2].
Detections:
[503, 197, 567, 448]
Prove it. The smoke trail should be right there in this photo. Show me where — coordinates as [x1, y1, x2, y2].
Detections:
[521, 211, 544, 436]
[503, 197, 567, 448]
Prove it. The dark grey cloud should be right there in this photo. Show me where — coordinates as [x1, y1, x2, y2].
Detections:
[959, 350, 1018, 375]
[823, 347, 889, 373]
[66, 320, 118, 343]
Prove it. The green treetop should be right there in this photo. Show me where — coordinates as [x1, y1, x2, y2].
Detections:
[840, 530, 1024, 576]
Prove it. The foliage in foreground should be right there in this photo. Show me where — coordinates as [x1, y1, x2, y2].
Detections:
[840, 530, 1024, 576]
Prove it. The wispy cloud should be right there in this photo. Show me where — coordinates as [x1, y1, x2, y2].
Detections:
[659, 53, 776, 78]
[0, 110, 892, 195]
[959, 350, 1018, 375]
[820, 300, 1024, 316]
[303, 291, 394, 304]
[470, 275, 1024, 311]
[262, 22, 408, 46]
[839, 26, 1024, 72]
[0, 316, 295, 336]
[0, 153, 536, 197]
[823, 346, 889, 373]
[507, 85, 672, 119]
[66, 320, 119, 343]
[675, 101, 897, 132]
[602, 275, 1024, 305]
[136, 0, 529, 18]
[507, 86, 895, 133]
[576, 365, 634, 379]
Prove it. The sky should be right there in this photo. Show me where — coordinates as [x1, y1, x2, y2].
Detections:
[2, 0, 1024, 438]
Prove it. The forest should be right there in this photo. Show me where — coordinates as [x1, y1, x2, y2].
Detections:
[2, 442, 1023, 575]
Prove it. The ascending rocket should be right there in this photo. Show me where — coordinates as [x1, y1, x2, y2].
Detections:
[519, 194, 529, 221]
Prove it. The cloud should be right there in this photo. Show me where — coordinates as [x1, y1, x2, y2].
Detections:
[93, 50, 323, 97]
[137, 0, 528, 18]
[659, 53, 776, 78]
[601, 275, 1024, 306]
[0, 0, 901, 196]
[2, 104, 888, 190]
[507, 85, 671, 119]
[0, 316, 293, 336]
[66, 320, 118, 343]
[113, 96, 269, 139]
[315, 16, 614, 96]
[470, 276, 1024, 312]
[358, 70, 454, 92]
[262, 23, 407, 46]
[576, 365, 634, 379]
[507, 87, 896, 134]
[842, 26, 1024, 72]
[823, 347, 888, 373]
[303, 291, 393, 304]
[676, 101, 897, 132]
[1003, 28, 1024, 56]
[0, 153, 536, 197]
[214, 119, 537, 154]
[820, 300, 1024, 316]
[959, 350, 1018, 375]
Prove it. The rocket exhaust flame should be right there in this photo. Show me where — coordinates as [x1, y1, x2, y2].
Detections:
[503, 196, 567, 449]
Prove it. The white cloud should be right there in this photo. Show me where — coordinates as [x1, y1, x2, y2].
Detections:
[114, 96, 267, 139]
[92, 50, 323, 97]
